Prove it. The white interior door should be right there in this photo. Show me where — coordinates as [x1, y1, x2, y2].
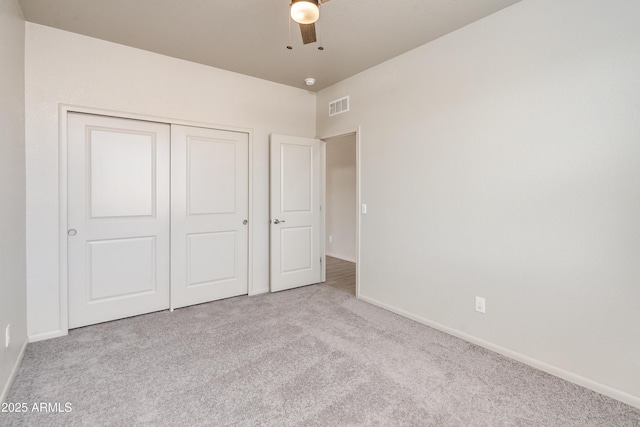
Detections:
[171, 125, 249, 309]
[68, 113, 170, 328]
[270, 134, 322, 292]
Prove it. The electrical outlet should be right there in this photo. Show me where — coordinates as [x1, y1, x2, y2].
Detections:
[475, 297, 486, 314]
[5, 324, 10, 348]
[329, 235, 333, 243]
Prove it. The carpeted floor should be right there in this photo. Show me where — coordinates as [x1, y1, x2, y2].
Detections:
[3, 284, 640, 426]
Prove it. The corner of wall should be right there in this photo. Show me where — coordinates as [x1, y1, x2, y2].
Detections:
[0, 0, 28, 403]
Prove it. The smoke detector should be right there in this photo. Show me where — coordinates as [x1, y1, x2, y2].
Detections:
[305, 77, 316, 86]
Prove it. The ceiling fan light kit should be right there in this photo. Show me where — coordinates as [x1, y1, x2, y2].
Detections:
[287, 0, 329, 77]
[290, 0, 320, 24]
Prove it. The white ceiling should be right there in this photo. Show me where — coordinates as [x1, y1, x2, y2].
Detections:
[18, 0, 522, 91]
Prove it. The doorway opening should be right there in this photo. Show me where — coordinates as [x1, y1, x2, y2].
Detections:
[322, 132, 358, 296]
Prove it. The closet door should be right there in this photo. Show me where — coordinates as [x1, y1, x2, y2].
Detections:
[68, 113, 171, 328]
[170, 125, 249, 309]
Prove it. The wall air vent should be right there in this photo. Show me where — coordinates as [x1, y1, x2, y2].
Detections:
[329, 96, 350, 117]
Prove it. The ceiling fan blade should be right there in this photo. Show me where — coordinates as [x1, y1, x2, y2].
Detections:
[300, 23, 317, 44]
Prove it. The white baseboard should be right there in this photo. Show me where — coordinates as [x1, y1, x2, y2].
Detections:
[359, 294, 640, 410]
[248, 288, 269, 296]
[28, 329, 67, 343]
[1, 337, 28, 403]
[326, 253, 356, 263]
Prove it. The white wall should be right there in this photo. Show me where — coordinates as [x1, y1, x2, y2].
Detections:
[317, 0, 640, 407]
[25, 23, 316, 340]
[325, 135, 357, 262]
[0, 0, 27, 402]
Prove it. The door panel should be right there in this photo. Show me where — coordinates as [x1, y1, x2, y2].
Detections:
[89, 131, 155, 218]
[270, 134, 322, 292]
[171, 125, 249, 309]
[282, 144, 312, 212]
[88, 237, 157, 300]
[187, 232, 237, 285]
[68, 113, 170, 328]
[281, 226, 312, 273]
[188, 138, 237, 215]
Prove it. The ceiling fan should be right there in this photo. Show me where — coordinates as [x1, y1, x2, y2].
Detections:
[290, 0, 331, 45]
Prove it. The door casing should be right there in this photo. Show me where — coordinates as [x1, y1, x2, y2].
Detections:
[268, 129, 362, 296]
[319, 128, 362, 298]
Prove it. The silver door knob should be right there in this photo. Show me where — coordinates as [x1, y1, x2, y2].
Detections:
[273, 219, 285, 224]
[68, 229, 77, 236]
[243, 219, 248, 225]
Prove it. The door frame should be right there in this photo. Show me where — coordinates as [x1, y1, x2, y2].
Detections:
[318, 126, 362, 298]
[56, 104, 254, 339]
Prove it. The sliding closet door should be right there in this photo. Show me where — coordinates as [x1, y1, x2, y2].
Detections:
[170, 125, 249, 309]
[68, 113, 171, 328]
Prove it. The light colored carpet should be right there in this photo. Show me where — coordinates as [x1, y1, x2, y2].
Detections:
[3, 284, 640, 426]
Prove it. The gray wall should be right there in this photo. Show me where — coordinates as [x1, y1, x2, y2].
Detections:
[317, 0, 640, 407]
[0, 0, 27, 402]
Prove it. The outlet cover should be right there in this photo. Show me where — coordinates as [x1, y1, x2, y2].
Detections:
[475, 297, 486, 314]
